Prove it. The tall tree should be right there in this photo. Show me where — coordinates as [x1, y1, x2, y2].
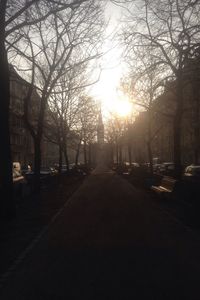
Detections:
[78, 96, 98, 166]
[47, 62, 100, 171]
[121, 46, 167, 174]
[119, 0, 200, 177]
[0, 0, 104, 204]
[105, 114, 127, 165]
[0, 0, 14, 217]
[0, 0, 93, 216]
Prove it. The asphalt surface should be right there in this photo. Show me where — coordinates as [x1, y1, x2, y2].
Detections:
[1, 164, 200, 299]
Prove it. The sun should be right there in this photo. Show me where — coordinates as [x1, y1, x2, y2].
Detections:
[114, 99, 132, 117]
[89, 61, 133, 118]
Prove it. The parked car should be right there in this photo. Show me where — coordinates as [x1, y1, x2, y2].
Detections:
[60, 165, 68, 173]
[131, 162, 140, 168]
[69, 163, 76, 170]
[12, 162, 25, 179]
[54, 164, 76, 173]
[49, 167, 58, 175]
[111, 163, 118, 171]
[142, 163, 150, 168]
[183, 165, 200, 181]
[127, 162, 140, 175]
[159, 162, 175, 175]
[13, 161, 21, 171]
[13, 168, 22, 179]
[40, 167, 55, 176]
[21, 164, 31, 176]
[153, 163, 163, 173]
[180, 165, 200, 204]
[12, 162, 27, 197]
[24, 167, 54, 180]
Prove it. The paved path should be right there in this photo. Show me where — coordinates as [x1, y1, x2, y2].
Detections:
[1, 166, 200, 299]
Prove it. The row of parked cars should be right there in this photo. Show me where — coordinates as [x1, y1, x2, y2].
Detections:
[153, 162, 175, 176]
[11, 162, 89, 198]
[13, 162, 88, 181]
[13, 163, 58, 180]
[153, 162, 200, 181]
[115, 161, 200, 182]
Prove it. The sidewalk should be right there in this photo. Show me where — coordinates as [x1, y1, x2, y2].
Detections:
[1, 166, 200, 299]
[0, 174, 84, 279]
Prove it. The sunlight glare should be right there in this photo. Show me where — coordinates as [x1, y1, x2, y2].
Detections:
[114, 99, 132, 117]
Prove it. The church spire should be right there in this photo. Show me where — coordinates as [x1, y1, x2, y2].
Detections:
[97, 107, 104, 145]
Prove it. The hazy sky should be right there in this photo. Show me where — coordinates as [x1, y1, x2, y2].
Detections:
[89, 2, 127, 117]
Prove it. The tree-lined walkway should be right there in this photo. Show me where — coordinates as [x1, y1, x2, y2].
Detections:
[1, 165, 200, 299]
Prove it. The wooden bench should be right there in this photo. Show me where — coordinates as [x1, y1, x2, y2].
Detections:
[151, 176, 177, 199]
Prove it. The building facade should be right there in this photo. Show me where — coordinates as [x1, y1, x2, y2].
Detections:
[9, 66, 60, 168]
[9, 66, 35, 166]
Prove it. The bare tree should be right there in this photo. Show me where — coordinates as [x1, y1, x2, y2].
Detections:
[7, 1, 104, 191]
[121, 45, 168, 174]
[45, 11, 103, 172]
[78, 96, 98, 166]
[119, 0, 200, 177]
[0, 0, 104, 216]
[47, 65, 94, 172]
[105, 114, 127, 165]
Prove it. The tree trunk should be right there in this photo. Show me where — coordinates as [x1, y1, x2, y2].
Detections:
[63, 145, 69, 171]
[0, 1, 15, 218]
[110, 143, 114, 165]
[116, 144, 119, 164]
[173, 117, 182, 177]
[193, 82, 200, 165]
[83, 141, 87, 165]
[147, 112, 153, 175]
[33, 137, 41, 193]
[31, 92, 47, 192]
[75, 139, 82, 166]
[128, 143, 132, 166]
[119, 145, 122, 164]
[147, 141, 153, 175]
[58, 143, 63, 174]
[173, 80, 183, 178]
[88, 143, 92, 166]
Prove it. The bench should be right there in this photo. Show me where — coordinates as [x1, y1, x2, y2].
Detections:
[151, 176, 177, 199]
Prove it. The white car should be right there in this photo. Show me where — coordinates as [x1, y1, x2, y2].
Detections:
[153, 164, 163, 173]
[183, 165, 200, 180]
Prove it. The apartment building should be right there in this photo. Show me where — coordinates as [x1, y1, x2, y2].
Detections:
[9, 66, 58, 167]
[9, 65, 35, 166]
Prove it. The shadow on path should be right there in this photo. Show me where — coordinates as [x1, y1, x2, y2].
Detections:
[1, 165, 200, 299]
